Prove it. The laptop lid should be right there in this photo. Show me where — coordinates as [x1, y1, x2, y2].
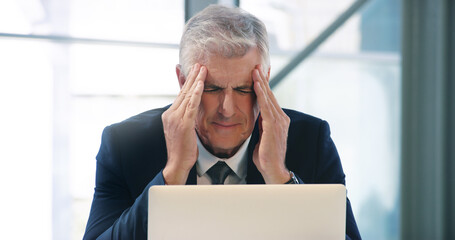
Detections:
[148, 184, 346, 240]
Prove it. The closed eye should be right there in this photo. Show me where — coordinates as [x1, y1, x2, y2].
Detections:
[234, 87, 254, 94]
[204, 86, 223, 93]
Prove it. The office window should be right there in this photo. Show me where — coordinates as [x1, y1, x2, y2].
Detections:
[0, 38, 53, 240]
[242, 0, 401, 239]
[0, 0, 183, 43]
[0, 1, 183, 239]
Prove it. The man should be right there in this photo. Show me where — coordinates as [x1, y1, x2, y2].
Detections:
[84, 5, 361, 240]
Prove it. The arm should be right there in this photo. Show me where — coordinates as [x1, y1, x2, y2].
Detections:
[251, 65, 293, 184]
[83, 127, 165, 240]
[84, 63, 206, 239]
[162, 63, 206, 184]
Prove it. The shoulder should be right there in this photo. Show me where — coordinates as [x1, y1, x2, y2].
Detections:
[97, 105, 170, 164]
[96, 106, 170, 196]
[282, 108, 331, 154]
[281, 109, 341, 184]
[283, 108, 323, 122]
[283, 108, 328, 133]
[108, 105, 169, 133]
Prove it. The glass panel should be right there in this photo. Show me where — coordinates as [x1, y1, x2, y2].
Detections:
[69, 44, 179, 239]
[69, 0, 184, 43]
[244, 0, 402, 239]
[241, 0, 357, 53]
[69, 44, 180, 95]
[272, 54, 401, 239]
[0, 38, 53, 239]
[0, 0, 184, 43]
[1, 1, 184, 239]
[242, 0, 400, 54]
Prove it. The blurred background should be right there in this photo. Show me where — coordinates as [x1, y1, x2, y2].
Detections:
[0, 0, 452, 239]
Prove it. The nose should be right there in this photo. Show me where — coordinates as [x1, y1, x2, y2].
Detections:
[218, 90, 235, 118]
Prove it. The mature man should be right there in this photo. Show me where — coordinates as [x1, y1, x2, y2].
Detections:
[84, 5, 361, 240]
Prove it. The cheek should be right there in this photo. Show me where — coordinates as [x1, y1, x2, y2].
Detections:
[198, 94, 217, 122]
[236, 95, 257, 122]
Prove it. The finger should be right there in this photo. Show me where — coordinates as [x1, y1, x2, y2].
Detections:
[187, 66, 207, 97]
[256, 64, 270, 87]
[171, 64, 204, 115]
[253, 69, 274, 119]
[180, 66, 206, 113]
[174, 63, 200, 102]
[255, 65, 285, 118]
[169, 68, 197, 113]
[170, 63, 201, 111]
[184, 73, 206, 121]
[256, 64, 277, 115]
[181, 63, 201, 92]
[258, 114, 263, 133]
[253, 67, 283, 121]
[256, 65, 280, 110]
[254, 69, 289, 137]
[180, 66, 207, 118]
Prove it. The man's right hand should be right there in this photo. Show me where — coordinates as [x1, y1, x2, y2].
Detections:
[162, 63, 207, 185]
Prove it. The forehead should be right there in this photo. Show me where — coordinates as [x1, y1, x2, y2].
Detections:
[204, 48, 262, 86]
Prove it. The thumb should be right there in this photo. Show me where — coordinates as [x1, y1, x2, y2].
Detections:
[258, 115, 263, 133]
[252, 143, 260, 167]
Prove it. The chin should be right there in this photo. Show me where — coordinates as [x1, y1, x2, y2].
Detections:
[209, 138, 245, 157]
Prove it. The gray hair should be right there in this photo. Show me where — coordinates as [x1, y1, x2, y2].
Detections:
[179, 5, 270, 76]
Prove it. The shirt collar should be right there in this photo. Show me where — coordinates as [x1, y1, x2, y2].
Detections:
[196, 135, 251, 180]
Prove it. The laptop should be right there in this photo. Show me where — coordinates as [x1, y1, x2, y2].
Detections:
[148, 184, 346, 240]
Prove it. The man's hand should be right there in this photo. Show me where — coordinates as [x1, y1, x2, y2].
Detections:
[162, 64, 207, 185]
[252, 65, 291, 184]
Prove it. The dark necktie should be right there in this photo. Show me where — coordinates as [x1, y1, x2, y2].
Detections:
[206, 161, 233, 184]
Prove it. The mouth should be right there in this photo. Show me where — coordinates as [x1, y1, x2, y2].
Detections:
[212, 122, 239, 129]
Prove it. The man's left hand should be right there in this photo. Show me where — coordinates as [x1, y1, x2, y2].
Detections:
[252, 65, 291, 184]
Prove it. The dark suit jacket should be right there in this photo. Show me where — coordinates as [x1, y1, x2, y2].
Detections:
[83, 106, 361, 240]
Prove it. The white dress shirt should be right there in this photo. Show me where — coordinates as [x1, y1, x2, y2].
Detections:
[196, 136, 251, 185]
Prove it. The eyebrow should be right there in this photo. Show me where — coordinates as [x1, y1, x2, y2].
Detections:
[234, 85, 253, 89]
[204, 82, 253, 89]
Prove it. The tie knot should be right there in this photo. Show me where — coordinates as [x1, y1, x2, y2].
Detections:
[206, 161, 233, 184]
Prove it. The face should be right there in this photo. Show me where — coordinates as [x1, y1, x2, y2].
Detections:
[192, 48, 265, 158]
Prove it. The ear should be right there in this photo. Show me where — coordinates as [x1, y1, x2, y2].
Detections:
[176, 64, 186, 89]
[267, 66, 271, 82]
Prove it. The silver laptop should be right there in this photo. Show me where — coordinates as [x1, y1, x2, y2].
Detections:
[148, 184, 346, 240]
